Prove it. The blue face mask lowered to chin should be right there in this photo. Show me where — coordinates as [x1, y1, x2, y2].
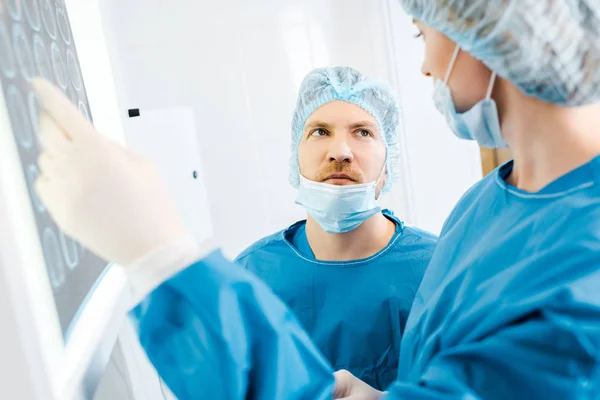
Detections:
[433, 45, 508, 149]
[295, 170, 384, 234]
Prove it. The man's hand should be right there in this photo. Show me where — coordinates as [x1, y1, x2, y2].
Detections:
[333, 370, 386, 400]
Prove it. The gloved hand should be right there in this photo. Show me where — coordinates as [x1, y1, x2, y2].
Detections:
[32, 78, 191, 268]
[333, 370, 386, 400]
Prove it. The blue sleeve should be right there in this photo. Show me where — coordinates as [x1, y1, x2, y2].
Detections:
[385, 308, 600, 399]
[129, 250, 335, 400]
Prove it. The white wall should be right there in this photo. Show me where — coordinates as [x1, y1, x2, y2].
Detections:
[96, 0, 482, 259]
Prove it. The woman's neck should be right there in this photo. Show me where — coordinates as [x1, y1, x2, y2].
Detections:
[497, 83, 600, 191]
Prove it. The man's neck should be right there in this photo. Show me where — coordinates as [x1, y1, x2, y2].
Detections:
[305, 212, 396, 261]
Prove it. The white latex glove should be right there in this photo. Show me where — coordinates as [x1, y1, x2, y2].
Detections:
[333, 370, 386, 400]
[32, 78, 194, 270]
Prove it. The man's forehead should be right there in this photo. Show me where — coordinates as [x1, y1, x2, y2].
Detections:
[304, 101, 380, 131]
[304, 119, 379, 130]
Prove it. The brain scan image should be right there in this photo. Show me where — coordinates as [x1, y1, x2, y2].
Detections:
[0, 0, 110, 338]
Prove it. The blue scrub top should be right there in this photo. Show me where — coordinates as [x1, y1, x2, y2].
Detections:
[389, 157, 600, 398]
[131, 157, 600, 399]
[235, 210, 437, 389]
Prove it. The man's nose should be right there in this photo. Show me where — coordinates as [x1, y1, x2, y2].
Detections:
[326, 136, 354, 163]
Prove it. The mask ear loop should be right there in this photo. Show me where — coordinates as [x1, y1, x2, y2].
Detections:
[374, 162, 387, 200]
[486, 72, 497, 100]
[444, 45, 461, 84]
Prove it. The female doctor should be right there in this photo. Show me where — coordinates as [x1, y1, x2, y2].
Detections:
[33, 0, 600, 398]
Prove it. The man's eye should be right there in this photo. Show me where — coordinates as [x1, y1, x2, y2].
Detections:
[357, 129, 371, 137]
[311, 129, 328, 137]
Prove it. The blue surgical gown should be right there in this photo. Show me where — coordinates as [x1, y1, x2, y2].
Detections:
[235, 209, 437, 389]
[388, 158, 600, 398]
[131, 157, 600, 399]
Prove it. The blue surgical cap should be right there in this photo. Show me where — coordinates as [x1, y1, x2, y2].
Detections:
[400, 0, 600, 106]
[289, 67, 402, 192]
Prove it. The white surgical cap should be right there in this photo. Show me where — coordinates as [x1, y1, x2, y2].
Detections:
[289, 67, 402, 192]
[400, 0, 600, 106]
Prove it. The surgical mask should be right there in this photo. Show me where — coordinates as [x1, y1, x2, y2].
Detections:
[295, 167, 384, 234]
[433, 45, 508, 149]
